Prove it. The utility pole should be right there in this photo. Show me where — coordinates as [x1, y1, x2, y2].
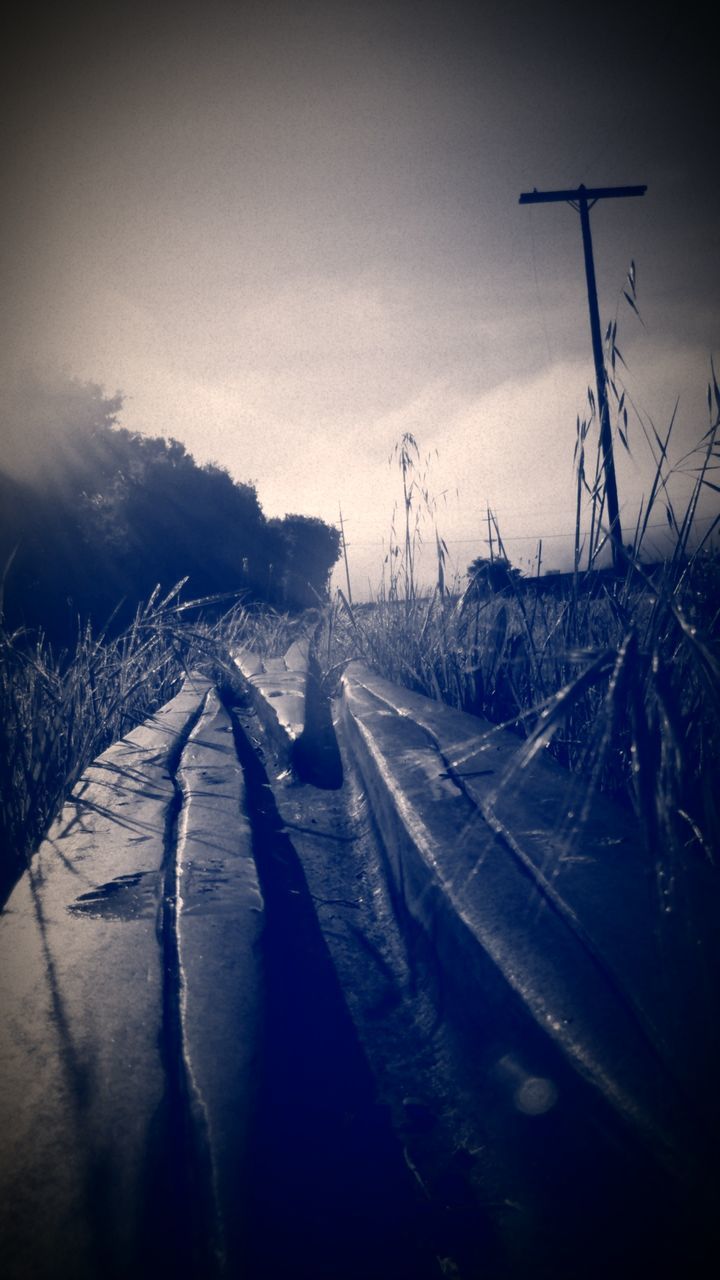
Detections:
[519, 183, 647, 572]
[338, 505, 353, 605]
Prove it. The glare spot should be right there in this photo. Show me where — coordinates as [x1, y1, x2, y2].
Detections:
[496, 1053, 559, 1116]
[514, 1076, 559, 1116]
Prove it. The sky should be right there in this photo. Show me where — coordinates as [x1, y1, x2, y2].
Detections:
[1, 0, 718, 596]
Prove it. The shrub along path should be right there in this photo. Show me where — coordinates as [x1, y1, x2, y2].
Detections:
[1, 648, 718, 1279]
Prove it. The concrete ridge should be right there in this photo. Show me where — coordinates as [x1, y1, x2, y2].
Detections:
[341, 662, 720, 1108]
[176, 689, 264, 1272]
[336, 668, 691, 1172]
[232, 639, 310, 763]
[0, 676, 265, 1279]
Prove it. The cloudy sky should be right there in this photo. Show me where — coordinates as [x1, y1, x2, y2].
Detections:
[1, 0, 718, 593]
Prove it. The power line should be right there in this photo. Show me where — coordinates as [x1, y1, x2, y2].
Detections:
[341, 501, 593, 525]
[341, 490, 710, 525]
[344, 514, 717, 549]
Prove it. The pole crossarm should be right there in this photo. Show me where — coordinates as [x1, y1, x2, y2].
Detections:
[519, 184, 647, 205]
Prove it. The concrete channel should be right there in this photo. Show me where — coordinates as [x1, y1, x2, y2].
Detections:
[0, 647, 718, 1278]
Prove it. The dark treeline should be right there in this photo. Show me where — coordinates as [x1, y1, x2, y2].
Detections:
[0, 377, 340, 645]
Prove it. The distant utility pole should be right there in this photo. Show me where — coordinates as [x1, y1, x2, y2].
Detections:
[338, 505, 353, 605]
[519, 183, 647, 572]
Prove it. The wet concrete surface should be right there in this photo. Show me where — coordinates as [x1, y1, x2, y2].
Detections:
[227, 658, 720, 1280]
[2, 662, 719, 1279]
[230, 704, 443, 1280]
[0, 678, 213, 1280]
[232, 714, 714, 1280]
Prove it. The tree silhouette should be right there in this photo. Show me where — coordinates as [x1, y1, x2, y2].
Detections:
[0, 375, 340, 642]
[268, 514, 341, 609]
[465, 555, 522, 596]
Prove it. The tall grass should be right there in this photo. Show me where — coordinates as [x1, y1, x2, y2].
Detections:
[327, 384, 720, 871]
[0, 583, 258, 904]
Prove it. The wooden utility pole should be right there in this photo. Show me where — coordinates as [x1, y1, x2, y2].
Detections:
[338, 505, 353, 605]
[519, 183, 647, 572]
